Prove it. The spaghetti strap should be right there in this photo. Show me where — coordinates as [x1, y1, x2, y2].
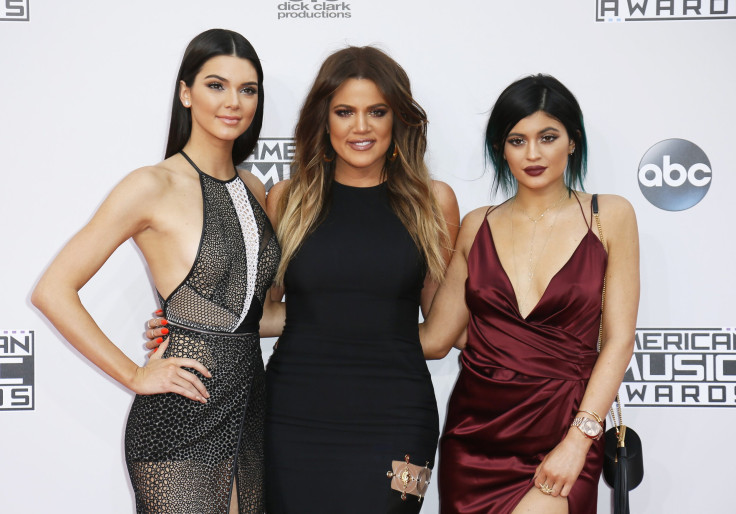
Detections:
[485, 198, 512, 218]
[590, 194, 599, 229]
[570, 191, 591, 229]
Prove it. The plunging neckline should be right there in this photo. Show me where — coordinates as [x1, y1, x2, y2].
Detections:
[157, 169, 266, 304]
[482, 216, 598, 321]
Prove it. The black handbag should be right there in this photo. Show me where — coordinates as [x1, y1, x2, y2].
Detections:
[602, 414, 644, 514]
[592, 195, 645, 514]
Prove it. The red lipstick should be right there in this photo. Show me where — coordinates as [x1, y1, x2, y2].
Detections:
[523, 166, 546, 177]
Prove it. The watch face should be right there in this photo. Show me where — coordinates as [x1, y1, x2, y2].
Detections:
[582, 419, 602, 437]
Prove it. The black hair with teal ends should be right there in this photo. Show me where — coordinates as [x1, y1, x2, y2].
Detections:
[165, 29, 264, 165]
[485, 74, 588, 197]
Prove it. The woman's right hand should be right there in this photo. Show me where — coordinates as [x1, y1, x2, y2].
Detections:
[132, 337, 211, 403]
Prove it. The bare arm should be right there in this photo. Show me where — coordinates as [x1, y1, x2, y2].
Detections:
[259, 288, 286, 338]
[238, 167, 267, 210]
[420, 207, 487, 359]
[32, 168, 211, 402]
[264, 180, 288, 306]
[578, 195, 639, 425]
[534, 194, 640, 498]
[419, 180, 460, 316]
[259, 180, 289, 334]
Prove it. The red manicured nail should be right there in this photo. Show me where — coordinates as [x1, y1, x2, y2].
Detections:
[161, 328, 169, 335]
[154, 309, 163, 315]
[155, 337, 163, 344]
[152, 347, 158, 353]
[160, 319, 168, 326]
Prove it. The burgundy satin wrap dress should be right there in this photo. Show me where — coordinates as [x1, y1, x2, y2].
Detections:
[439, 198, 607, 513]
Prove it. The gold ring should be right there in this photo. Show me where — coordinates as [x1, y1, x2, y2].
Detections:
[540, 483, 554, 495]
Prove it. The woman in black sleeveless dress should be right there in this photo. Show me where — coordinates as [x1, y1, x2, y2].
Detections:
[264, 46, 459, 513]
[32, 30, 280, 513]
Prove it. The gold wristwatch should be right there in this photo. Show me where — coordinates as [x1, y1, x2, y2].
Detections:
[570, 417, 603, 440]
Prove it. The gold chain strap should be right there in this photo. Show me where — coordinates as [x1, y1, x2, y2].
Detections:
[593, 196, 624, 439]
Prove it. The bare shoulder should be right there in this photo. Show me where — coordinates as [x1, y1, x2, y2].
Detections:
[431, 180, 457, 204]
[594, 194, 638, 254]
[128, 154, 199, 187]
[82, 163, 178, 235]
[266, 179, 290, 205]
[265, 179, 291, 222]
[455, 206, 490, 253]
[111, 164, 172, 202]
[111, 155, 205, 210]
[462, 205, 492, 232]
[597, 193, 634, 211]
[464, 205, 491, 225]
[431, 180, 460, 230]
[236, 168, 267, 208]
[597, 194, 637, 225]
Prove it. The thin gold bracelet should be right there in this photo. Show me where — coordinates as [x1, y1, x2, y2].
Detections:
[577, 409, 603, 427]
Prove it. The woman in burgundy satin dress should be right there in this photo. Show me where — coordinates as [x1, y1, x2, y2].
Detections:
[421, 75, 640, 514]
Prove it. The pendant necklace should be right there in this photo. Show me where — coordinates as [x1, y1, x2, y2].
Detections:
[511, 191, 567, 316]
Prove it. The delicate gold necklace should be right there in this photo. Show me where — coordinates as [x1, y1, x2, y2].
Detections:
[510, 192, 567, 316]
[517, 192, 567, 223]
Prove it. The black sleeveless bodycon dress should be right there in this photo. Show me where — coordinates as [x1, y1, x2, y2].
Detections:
[125, 152, 280, 513]
[265, 181, 439, 513]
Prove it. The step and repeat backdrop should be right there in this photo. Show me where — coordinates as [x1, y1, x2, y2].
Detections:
[1, 1, 734, 512]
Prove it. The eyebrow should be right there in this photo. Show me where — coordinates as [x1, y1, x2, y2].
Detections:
[332, 103, 390, 110]
[507, 126, 561, 137]
[203, 74, 258, 87]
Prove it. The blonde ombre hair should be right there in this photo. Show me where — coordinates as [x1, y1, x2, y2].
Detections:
[274, 46, 449, 285]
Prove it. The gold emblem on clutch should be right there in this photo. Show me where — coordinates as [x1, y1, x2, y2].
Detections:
[386, 454, 432, 502]
[399, 468, 411, 487]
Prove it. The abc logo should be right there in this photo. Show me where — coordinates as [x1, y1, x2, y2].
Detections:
[638, 139, 711, 211]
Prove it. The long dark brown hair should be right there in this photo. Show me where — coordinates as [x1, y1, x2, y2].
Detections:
[274, 46, 449, 285]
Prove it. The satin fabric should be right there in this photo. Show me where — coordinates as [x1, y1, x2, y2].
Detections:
[439, 199, 607, 514]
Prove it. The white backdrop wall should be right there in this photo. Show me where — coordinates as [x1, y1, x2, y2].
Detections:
[1, 1, 734, 512]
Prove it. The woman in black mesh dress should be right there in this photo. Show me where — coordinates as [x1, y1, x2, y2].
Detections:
[32, 29, 281, 513]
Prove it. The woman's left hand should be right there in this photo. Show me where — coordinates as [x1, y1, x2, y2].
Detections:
[532, 429, 591, 498]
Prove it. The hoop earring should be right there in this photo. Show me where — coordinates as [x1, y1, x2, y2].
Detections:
[388, 141, 399, 163]
[323, 142, 335, 163]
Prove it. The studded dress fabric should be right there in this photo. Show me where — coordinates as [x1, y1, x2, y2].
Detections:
[125, 152, 280, 513]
